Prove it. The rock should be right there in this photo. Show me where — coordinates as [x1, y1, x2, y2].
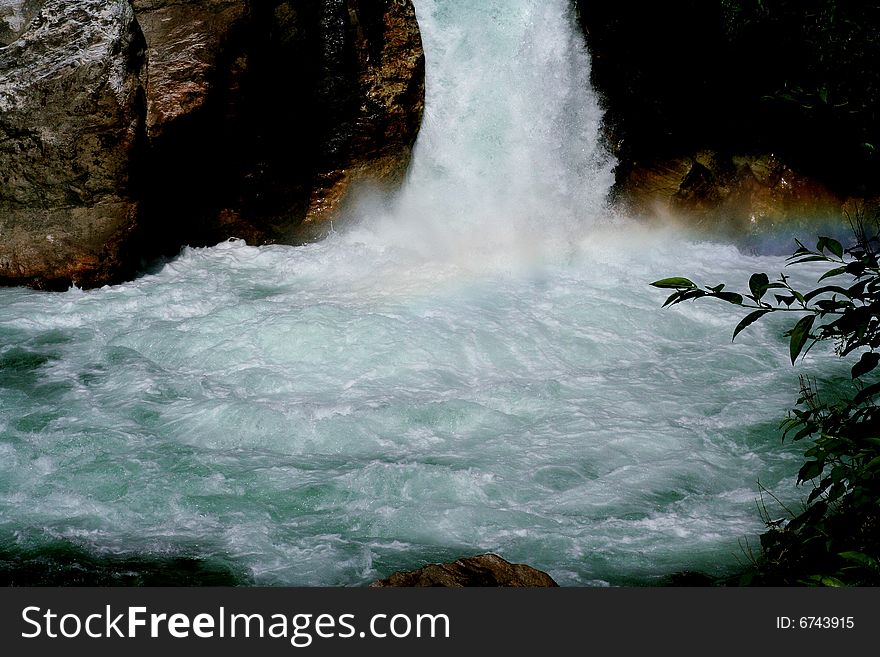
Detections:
[295, 0, 426, 239]
[578, 1, 880, 221]
[619, 151, 843, 235]
[664, 571, 719, 587]
[0, 1, 41, 46]
[0, 0, 146, 289]
[370, 554, 559, 588]
[134, 0, 424, 250]
[0, 0, 425, 288]
[131, 0, 249, 138]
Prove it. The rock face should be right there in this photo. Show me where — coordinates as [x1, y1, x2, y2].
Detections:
[0, 0, 145, 289]
[370, 554, 559, 588]
[0, 0, 424, 289]
[137, 0, 425, 249]
[132, 0, 249, 137]
[0, 1, 40, 45]
[578, 1, 880, 228]
[620, 151, 842, 235]
[296, 0, 426, 239]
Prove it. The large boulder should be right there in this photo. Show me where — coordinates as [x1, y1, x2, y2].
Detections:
[0, 0, 145, 289]
[0, 1, 41, 46]
[129, 0, 258, 250]
[131, 0, 249, 138]
[133, 0, 425, 250]
[0, 0, 425, 289]
[295, 0, 426, 239]
[370, 554, 559, 588]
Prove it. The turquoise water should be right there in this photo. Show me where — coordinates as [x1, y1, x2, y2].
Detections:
[0, 0, 843, 585]
[0, 232, 838, 585]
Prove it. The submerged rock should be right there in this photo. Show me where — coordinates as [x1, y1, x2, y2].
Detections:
[0, 0, 424, 289]
[370, 554, 559, 587]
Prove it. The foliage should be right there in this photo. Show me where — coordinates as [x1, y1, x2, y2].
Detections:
[719, 0, 880, 192]
[652, 220, 880, 585]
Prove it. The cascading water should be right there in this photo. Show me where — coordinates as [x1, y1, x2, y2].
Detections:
[346, 0, 614, 258]
[0, 0, 843, 585]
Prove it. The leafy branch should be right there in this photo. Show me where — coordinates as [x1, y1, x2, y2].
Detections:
[652, 231, 880, 585]
[652, 235, 880, 369]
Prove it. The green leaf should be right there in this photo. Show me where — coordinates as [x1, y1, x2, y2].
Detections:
[827, 481, 846, 503]
[788, 255, 829, 265]
[662, 289, 706, 307]
[851, 351, 880, 379]
[732, 309, 771, 341]
[808, 483, 829, 504]
[651, 278, 697, 289]
[818, 266, 848, 282]
[798, 459, 823, 482]
[748, 273, 770, 300]
[864, 455, 880, 472]
[854, 381, 880, 405]
[661, 292, 680, 308]
[817, 236, 844, 258]
[839, 552, 879, 570]
[789, 315, 815, 364]
[802, 285, 852, 302]
[791, 425, 816, 441]
[715, 292, 744, 305]
[845, 261, 867, 277]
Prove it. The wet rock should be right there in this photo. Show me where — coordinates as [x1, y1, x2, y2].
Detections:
[0, 0, 41, 46]
[295, 0, 426, 239]
[370, 554, 559, 587]
[0, 0, 424, 289]
[664, 571, 719, 587]
[0, 0, 146, 289]
[131, 0, 249, 138]
[134, 0, 425, 250]
[578, 1, 880, 222]
[619, 151, 843, 234]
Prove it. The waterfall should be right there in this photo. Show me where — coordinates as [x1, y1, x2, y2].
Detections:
[0, 0, 822, 587]
[345, 0, 616, 261]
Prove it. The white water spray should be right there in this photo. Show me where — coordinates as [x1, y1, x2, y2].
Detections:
[346, 0, 615, 264]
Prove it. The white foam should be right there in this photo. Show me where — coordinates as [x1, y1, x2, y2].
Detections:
[0, 0, 841, 585]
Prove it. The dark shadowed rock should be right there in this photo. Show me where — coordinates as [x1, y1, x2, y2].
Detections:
[578, 1, 880, 224]
[370, 554, 559, 587]
[295, 0, 426, 239]
[133, 0, 425, 251]
[0, 0, 146, 289]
